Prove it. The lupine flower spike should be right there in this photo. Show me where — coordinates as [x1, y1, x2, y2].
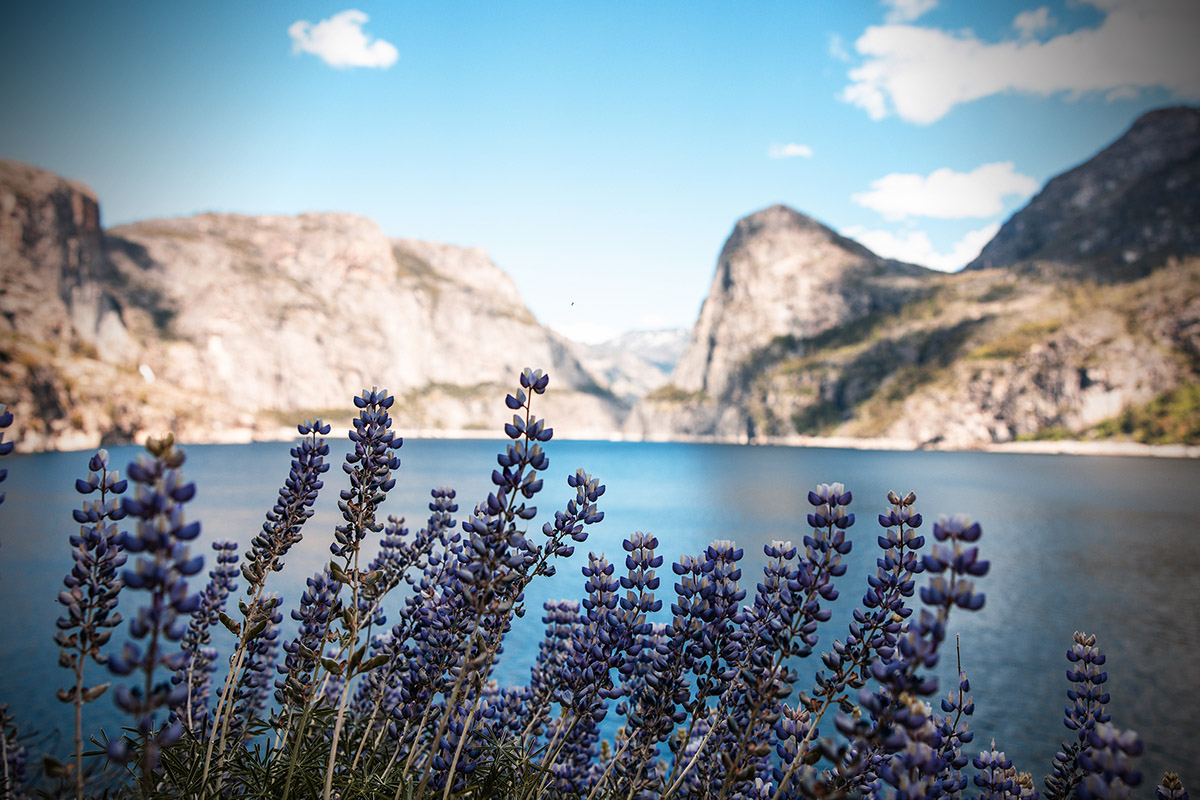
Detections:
[106, 434, 203, 798]
[56, 450, 128, 800]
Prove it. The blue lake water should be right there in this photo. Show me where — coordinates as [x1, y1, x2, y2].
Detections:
[0, 437, 1197, 789]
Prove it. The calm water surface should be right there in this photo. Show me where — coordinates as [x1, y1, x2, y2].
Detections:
[0, 438, 1197, 787]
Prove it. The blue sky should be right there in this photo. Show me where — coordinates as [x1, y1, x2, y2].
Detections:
[2, 1, 1197, 343]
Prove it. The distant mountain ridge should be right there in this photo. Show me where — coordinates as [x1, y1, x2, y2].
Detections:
[4, 106, 1199, 452]
[968, 106, 1200, 275]
[568, 328, 689, 405]
[0, 161, 626, 451]
[630, 107, 1200, 448]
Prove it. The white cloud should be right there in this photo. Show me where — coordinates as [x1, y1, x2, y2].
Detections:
[768, 143, 814, 159]
[843, 0, 1200, 124]
[852, 162, 1038, 221]
[843, 222, 1000, 271]
[289, 10, 398, 69]
[1013, 6, 1055, 40]
[828, 33, 851, 62]
[883, 0, 938, 24]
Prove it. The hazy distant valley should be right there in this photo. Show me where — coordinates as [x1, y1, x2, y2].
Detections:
[2, 107, 1198, 452]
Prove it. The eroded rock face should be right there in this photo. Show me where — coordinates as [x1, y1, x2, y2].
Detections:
[0, 159, 128, 354]
[0, 162, 625, 450]
[967, 106, 1200, 274]
[671, 205, 932, 399]
[630, 108, 1200, 448]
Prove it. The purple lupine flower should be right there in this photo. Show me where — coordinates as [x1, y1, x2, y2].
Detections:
[55, 449, 129, 800]
[831, 507, 990, 800]
[884, 513, 988, 693]
[920, 514, 988, 612]
[543, 551, 632, 798]
[1077, 723, 1144, 800]
[544, 710, 604, 799]
[333, 390, 402, 559]
[931, 670, 975, 796]
[0, 404, 13, 506]
[451, 369, 561, 633]
[1157, 772, 1190, 800]
[229, 594, 282, 741]
[1065, 631, 1112, 736]
[612, 533, 670, 798]
[532, 468, 605, 583]
[173, 540, 238, 733]
[57, 449, 128, 686]
[1045, 632, 1113, 800]
[0, 703, 29, 800]
[772, 702, 814, 799]
[348, 490, 464, 740]
[794, 490, 925, 794]
[689, 540, 747, 695]
[871, 693, 946, 800]
[672, 706, 719, 799]
[106, 434, 203, 783]
[973, 739, 1037, 800]
[481, 682, 530, 741]
[276, 568, 342, 713]
[318, 389, 404, 796]
[524, 599, 582, 737]
[724, 486, 855, 800]
[242, 420, 330, 591]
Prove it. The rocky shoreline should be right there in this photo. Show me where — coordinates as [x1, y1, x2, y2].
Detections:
[13, 424, 1194, 459]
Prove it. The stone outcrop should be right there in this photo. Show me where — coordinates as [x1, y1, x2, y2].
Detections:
[967, 106, 1200, 275]
[631, 107, 1200, 448]
[672, 206, 932, 399]
[627, 205, 935, 439]
[0, 161, 625, 451]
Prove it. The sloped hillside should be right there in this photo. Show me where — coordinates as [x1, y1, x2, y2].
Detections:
[629, 108, 1200, 448]
[0, 161, 624, 451]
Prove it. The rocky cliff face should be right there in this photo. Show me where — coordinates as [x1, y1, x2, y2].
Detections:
[967, 106, 1200, 275]
[672, 206, 932, 399]
[0, 161, 624, 451]
[626, 205, 934, 439]
[631, 107, 1200, 448]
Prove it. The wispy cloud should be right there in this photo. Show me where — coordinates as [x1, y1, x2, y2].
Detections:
[1013, 6, 1055, 41]
[852, 162, 1038, 221]
[843, 222, 1000, 271]
[842, 0, 1200, 124]
[288, 10, 398, 70]
[827, 33, 851, 62]
[768, 143, 814, 159]
[883, 0, 938, 24]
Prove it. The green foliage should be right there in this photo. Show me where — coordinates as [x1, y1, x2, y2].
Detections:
[1093, 383, 1200, 444]
[968, 319, 1063, 360]
[644, 384, 704, 403]
[1015, 424, 1074, 442]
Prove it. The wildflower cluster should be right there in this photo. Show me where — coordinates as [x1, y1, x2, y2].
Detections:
[105, 434, 204, 792]
[173, 540, 239, 734]
[0, 373, 1190, 800]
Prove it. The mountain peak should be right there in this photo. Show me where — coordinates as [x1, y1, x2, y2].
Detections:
[669, 202, 931, 398]
[725, 204, 876, 262]
[967, 105, 1200, 274]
